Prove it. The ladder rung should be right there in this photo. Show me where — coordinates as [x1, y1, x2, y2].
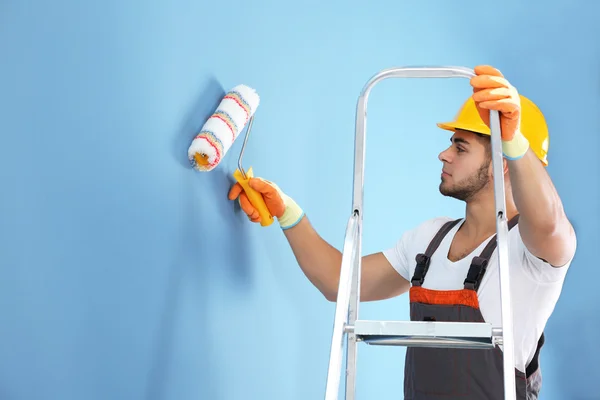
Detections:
[351, 320, 500, 349]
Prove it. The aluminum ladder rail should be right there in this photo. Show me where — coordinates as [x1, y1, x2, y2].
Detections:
[324, 66, 516, 400]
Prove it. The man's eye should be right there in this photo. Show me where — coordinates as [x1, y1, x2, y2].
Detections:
[457, 147, 465, 153]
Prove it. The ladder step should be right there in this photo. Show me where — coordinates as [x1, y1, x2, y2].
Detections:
[351, 320, 500, 349]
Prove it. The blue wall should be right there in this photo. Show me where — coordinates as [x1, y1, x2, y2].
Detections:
[1, 0, 597, 399]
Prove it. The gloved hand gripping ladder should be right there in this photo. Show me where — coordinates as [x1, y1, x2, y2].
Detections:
[324, 66, 517, 400]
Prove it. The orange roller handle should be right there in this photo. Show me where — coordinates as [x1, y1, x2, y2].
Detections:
[233, 166, 274, 227]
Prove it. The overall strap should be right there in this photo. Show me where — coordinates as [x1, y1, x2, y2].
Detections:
[411, 218, 462, 286]
[463, 214, 521, 291]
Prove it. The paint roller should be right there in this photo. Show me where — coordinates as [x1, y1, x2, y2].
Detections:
[188, 84, 274, 227]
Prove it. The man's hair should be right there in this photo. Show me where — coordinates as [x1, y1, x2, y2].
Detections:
[472, 131, 492, 163]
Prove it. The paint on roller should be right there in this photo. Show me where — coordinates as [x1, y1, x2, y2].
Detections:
[188, 84, 260, 171]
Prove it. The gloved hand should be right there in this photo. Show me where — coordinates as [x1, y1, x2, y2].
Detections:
[228, 177, 305, 229]
[470, 65, 530, 160]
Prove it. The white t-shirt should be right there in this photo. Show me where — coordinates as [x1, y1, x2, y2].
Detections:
[382, 216, 575, 373]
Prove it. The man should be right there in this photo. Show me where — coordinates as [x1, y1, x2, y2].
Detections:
[228, 65, 577, 399]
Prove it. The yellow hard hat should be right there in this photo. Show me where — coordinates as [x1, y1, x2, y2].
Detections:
[436, 95, 549, 166]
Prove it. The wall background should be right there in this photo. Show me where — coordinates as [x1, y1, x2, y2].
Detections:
[1, 0, 598, 399]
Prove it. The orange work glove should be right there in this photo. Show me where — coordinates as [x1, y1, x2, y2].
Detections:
[470, 65, 530, 160]
[228, 177, 305, 229]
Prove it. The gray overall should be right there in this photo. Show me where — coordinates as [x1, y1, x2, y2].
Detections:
[404, 215, 545, 400]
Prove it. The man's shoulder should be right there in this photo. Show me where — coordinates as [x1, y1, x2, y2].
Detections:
[382, 216, 462, 280]
[401, 216, 462, 247]
[409, 216, 462, 236]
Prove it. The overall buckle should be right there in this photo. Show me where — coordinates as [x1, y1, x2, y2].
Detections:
[411, 253, 431, 286]
[464, 256, 489, 290]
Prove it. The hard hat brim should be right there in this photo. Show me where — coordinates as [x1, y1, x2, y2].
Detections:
[436, 121, 491, 136]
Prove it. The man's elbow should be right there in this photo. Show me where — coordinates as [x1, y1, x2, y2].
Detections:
[324, 291, 337, 302]
[525, 219, 577, 267]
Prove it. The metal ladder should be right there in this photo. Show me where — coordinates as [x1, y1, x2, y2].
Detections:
[324, 66, 517, 400]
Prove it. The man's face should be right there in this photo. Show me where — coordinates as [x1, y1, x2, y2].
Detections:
[438, 129, 492, 202]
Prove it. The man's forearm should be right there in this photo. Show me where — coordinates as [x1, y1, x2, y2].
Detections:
[508, 149, 566, 232]
[507, 148, 576, 266]
[282, 216, 342, 300]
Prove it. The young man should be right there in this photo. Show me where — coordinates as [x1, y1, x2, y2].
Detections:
[228, 65, 577, 399]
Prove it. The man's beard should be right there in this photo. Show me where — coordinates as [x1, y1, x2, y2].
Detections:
[439, 161, 491, 202]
